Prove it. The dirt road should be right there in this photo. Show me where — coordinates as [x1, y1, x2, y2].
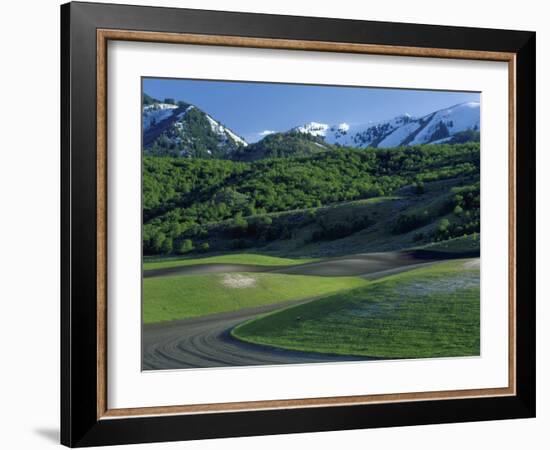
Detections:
[143, 300, 366, 370]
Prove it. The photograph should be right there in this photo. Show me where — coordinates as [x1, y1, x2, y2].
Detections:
[53, 1, 537, 446]
[141, 78, 481, 370]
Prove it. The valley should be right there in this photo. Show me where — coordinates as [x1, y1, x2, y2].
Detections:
[141, 90, 481, 369]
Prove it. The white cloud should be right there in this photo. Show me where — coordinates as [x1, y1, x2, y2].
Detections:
[258, 130, 276, 136]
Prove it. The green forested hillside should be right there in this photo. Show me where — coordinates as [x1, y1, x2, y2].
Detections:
[143, 143, 480, 255]
[232, 131, 333, 161]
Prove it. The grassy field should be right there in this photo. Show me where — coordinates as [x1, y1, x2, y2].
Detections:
[255, 177, 477, 258]
[143, 272, 368, 323]
[143, 253, 320, 271]
[232, 259, 480, 359]
[415, 234, 480, 255]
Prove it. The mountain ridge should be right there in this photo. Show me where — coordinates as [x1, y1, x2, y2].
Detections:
[142, 94, 480, 160]
[143, 96, 247, 158]
[292, 101, 480, 149]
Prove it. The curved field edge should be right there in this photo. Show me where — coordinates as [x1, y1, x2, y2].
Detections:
[142, 272, 368, 324]
[231, 259, 480, 359]
[413, 234, 480, 255]
[143, 253, 321, 271]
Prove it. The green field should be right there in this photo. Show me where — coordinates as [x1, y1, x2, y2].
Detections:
[415, 234, 480, 255]
[143, 272, 368, 323]
[144, 253, 319, 271]
[232, 260, 480, 359]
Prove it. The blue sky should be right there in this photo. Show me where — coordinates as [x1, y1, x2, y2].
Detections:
[143, 78, 480, 143]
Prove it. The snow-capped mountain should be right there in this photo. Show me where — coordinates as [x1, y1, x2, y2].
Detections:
[142, 97, 480, 160]
[142, 102, 179, 130]
[293, 102, 480, 148]
[143, 96, 247, 158]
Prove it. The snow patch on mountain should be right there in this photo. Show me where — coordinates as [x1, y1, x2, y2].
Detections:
[225, 129, 247, 147]
[430, 136, 454, 144]
[293, 114, 417, 148]
[142, 103, 179, 131]
[378, 121, 421, 148]
[294, 122, 330, 137]
[409, 102, 480, 145]
[293, 102, 479, 148]
[337, 123, 350, 133]
[205, 115, 248, 147]
[175, 105, 194, 119]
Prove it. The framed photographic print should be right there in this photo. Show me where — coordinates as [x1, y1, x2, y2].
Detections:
[61, 1, 536, 447]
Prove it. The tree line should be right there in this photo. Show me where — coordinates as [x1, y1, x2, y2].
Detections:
[143, 143, 480, 255]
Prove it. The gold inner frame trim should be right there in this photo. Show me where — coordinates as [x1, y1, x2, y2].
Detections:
[96, 28, 517, 420]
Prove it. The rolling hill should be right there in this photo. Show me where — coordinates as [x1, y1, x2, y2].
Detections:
[143, 144, 480, 256]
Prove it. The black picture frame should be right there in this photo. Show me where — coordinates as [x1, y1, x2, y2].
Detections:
[61, 1, 536, 447]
